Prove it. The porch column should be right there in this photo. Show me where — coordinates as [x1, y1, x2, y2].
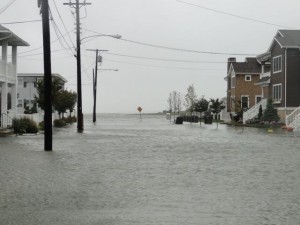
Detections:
[2, 41, 8, 62]
[10, 84, 17, 117]
[1, 82, 8, 127]
[12, 46, 17, 66]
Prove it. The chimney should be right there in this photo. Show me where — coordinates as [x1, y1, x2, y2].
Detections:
[227, 57, 236, 72]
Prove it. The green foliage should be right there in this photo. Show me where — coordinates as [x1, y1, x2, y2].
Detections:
[209, 98, 225, 127]
[258, 105, 263, 119]
[261, 99, 280, 122]
[194, 97, 209, 114]
[38, 121, 45, 130]
[53, 119, 66, 127]
[35, 77, 64, 110]
[54, 90, 77, 117]
[13, 117, 38, 134]
[64, 116, 77, 124]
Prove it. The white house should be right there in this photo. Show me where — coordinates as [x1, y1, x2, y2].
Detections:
[17, 73, 67, 114]
[0, 25, 29, 127]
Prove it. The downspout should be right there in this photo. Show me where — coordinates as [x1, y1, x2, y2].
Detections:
[285, 48, 287, 120]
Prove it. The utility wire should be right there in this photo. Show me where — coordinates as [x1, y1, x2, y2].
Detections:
[52, 0, 76, 50]
[82, 28, 255, 56]
[175, 0, 297, 29]
[1, 19, 44, 24]
[104, 58, 224, 71]
[104, 52, 226, 64]
[49, 7, 75, 56]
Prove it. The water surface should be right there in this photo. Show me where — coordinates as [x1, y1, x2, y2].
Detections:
[1, 114, 300, 225]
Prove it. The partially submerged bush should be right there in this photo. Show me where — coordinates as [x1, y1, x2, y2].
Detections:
[53, 119, 66, 127]
[13, 117, 38, 134]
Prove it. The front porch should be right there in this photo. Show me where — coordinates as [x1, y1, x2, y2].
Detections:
[0, 25, 29, 128]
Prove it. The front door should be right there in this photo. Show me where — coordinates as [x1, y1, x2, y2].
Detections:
[241, 96, 249, 110]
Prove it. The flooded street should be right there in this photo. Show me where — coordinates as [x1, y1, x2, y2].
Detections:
[1, 114, 300, 225]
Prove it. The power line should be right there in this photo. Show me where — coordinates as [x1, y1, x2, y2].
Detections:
[1, 19, 43, 24]
[82, 28, 256, 56]
[104, 58, 224, 71]
[49, 7, 75, 56]
[104, 52, 226, 64]
[175, 0, 297, 29]
[52, 0, 76, 50]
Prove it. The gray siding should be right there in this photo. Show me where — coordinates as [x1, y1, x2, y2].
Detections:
[270, 42, 285, 107]
[286, 48, 300, 107]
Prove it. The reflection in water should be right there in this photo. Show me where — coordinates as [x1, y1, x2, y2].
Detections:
[1, 114, 300, 225]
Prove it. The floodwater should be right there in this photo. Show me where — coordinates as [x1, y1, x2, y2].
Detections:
[1, 114, 300, 225]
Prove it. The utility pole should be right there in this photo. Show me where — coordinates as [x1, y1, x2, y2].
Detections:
[87, 49, 108, 122]
[38, 0, 52, 151]
[64, 0, 91, 132]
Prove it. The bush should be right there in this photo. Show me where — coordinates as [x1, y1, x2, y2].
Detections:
[65, 116, 77, 124]
[38, 121, 45, 130]
[53, 119, 66, 127]
[13, 117, 38, 134]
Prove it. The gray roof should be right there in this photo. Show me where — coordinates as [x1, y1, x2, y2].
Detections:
[274, 30, 300, 48]
[17, 73, 67, 83]
[0, 24, 29, 46]
[231, 61, 261, 74]
[255, 76, 270, 85]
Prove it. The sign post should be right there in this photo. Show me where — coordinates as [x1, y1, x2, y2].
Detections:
[137, 106, 142, 119]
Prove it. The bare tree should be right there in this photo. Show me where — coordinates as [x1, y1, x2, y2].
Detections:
[176, 92, 182, 116]
[172, 91, 178, 121]
[167, 92, 173, 121]
[184, 84, 197, 115]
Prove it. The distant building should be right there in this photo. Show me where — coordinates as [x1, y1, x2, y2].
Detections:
[17, 73, 67, 114]
[0, 25, 29, 127]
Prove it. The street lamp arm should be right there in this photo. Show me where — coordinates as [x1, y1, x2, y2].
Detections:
[81, 34, 122, 43]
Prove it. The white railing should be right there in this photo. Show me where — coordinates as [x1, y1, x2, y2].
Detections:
[0, 60, 16, 82]
[285, 106, 300, 128]
[243, 98, 267, 124]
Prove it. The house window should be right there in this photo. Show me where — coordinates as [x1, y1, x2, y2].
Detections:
[18, 78, 23, 87]
[241, 96, 249, 109]
[24, 82, 27, 88]
[255, 96, 262, 104]
[231, 75, 236, 88]
[273, 84, 282, 102]
[245, 75, 251, 81]
[17, 99, 23, 107]
[273, 55, 282, 73]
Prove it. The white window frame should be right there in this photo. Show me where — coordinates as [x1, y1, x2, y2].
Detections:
[245, 75, 252, 81]
[241, 95, 249, 109]
[17, 99, 23, 107]
[273, 84, 282, 103]
[231, 74, 236, 88]
[255, 95, 262, 104]
[273, 55, 282, 74]
[18, 78, 23, 88]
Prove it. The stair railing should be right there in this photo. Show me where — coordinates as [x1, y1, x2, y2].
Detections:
[243, 98, 267, 124]
[1, 113, 14, 129]
[285, 106, 300, 128]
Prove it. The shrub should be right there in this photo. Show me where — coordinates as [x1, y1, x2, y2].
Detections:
[38, 121, 45, 130]
[53, 119, 66, 127]
[64, 116, 77, 124]
[13, 117, 38, 134]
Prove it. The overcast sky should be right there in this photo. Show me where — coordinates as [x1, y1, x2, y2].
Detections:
[1, 0, 300, 113]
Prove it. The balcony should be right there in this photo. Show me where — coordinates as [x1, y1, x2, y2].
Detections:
[0, 60, 16, 83]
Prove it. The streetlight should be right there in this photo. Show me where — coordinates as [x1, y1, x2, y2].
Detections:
[81, 34, 122, 43]
[76, 33, 121, 132]
[93, 68, 118, 122]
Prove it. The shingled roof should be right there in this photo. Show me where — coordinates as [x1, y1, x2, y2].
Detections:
[275, 30, 300, 47]
[0, 24, 29, 46]
[231, 61, 261, 74]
